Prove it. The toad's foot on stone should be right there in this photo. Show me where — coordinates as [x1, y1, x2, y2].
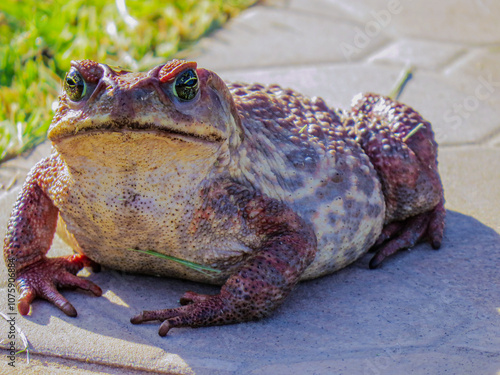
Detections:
[369, 198, 445, 269]
[131, 291, 237, 336]
[130, 184, 318, 336]
[17, 254, 102, 317]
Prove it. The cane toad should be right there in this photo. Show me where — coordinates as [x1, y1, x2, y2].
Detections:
[3, 60, 445, 336]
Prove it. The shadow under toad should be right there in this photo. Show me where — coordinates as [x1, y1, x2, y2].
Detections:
[1, 210, 499, 364]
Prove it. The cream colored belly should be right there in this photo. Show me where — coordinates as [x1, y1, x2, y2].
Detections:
[58, 177, 384, 284]
[57, 174, 219, 281]
[52, 132, 385, 284]
[52, 132, 232, 283]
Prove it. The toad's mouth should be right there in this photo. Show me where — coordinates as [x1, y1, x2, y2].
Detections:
[51, 122, 224, 168]
[48, 120, 225, 144]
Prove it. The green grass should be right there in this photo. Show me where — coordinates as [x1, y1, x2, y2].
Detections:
[0, 0, 256, 163]
[129, 248, 222, 276]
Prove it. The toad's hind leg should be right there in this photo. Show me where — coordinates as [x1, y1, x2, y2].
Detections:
[369, 199, 445, 268]
[347, 93, 445, 267]
[130, 183, 318, 336]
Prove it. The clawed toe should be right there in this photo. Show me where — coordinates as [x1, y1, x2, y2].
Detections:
[51, 294, 78, 317]
[428, 198, 446, 249]
[15, 256, 102, 316]
[130, 306, 185, 324]
[159, 320, 173, 336]
[130, 293, 230, 336]
[179, 291, 211, 305]
[18, 279, 79, 316]
[131, 305, 193, 336]
[370, 202, 445, 268]
[18, 289, 37, 316]
[373, 222, 403, 249]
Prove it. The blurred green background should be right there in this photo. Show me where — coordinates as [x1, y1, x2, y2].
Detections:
[0, 0, 256, 163]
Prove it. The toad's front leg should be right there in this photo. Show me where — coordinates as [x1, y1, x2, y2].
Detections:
[3, 156, 102, 317]
[131, 184, 317, 336]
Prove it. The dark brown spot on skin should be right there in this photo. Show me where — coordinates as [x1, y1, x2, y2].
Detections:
[315, 175, 352, 201]
[367, 203, 383, 218]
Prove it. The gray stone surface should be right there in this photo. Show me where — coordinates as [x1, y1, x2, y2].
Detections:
[190, 6, 388, 71]
[439, 146, 500, 233]
[368, 38, 465, 70]
[321, 0, 500, 44]
[1, 0, 499, 374]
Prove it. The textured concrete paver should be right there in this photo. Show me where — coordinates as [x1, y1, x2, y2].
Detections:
[368, 38, 464, 70]
[443, 48, 500, 110]
[439, 146, 500, 232]
[0, 353, 158, 375]
[1, 209, 498, 374]
[218, 64, 500, 146]
[395, 70, 500, 145]
[191, 6, 388, 71]
[1, 0, 499, 374]
[322, 0, 500, 44]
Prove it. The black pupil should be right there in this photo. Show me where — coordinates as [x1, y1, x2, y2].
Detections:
[65, 69, 85, 100]
[175, 69, 198, 101]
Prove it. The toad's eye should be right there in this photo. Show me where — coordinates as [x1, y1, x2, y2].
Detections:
[64, 68, 86, 101]
[173, 68, 199, 101]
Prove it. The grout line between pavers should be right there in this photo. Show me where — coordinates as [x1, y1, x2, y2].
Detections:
[439, 125, 500, 148]
[439, 141, 500, 149]
[432, 47, 470, 75]
[11, 351, 180, 375]
[435, 44, 500, 75]
[481, 126, 500, 147]
[359, 38, 396, 64]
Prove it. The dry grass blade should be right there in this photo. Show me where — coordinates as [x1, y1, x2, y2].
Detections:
[0, 312, 30, 364]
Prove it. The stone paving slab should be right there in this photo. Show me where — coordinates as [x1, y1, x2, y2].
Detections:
[439, 146, 500, 233]
[0, 353, 154, 375]
[443, 48, 500, 111]
[219, 64, 500, 146]
[368, 38, 465, 71]
[189, 6, 388, 71]
[1, 0, 500, 373]
[1, 203, 499, 374]
[320, 0, 500, 44]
